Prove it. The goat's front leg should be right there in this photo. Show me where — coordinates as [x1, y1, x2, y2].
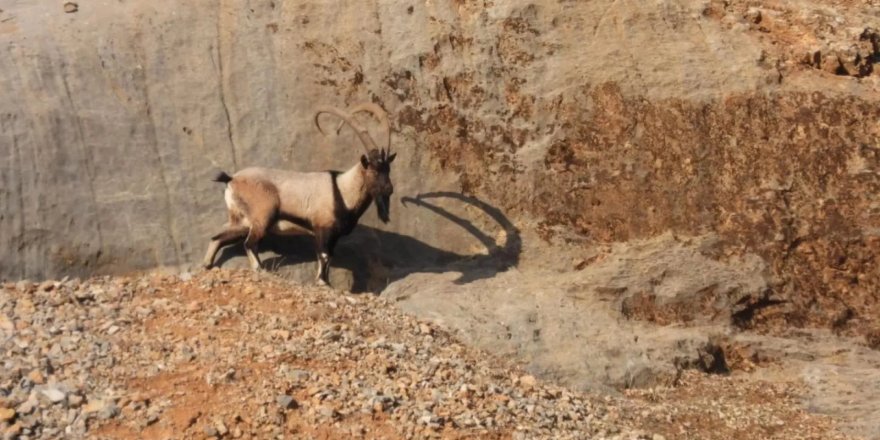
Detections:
[313, 230, 337, 286]
[315, 253, 330, 286]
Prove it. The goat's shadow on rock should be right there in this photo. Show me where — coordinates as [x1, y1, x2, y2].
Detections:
[213, 192, 521, 293]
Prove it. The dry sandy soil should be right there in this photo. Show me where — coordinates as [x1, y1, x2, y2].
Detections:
[0, 269, 859, 439]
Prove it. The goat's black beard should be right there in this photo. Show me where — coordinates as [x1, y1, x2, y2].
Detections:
[375, 195, 391, 223]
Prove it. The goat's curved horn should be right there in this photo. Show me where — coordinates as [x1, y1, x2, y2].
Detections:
[315, 106, 378, 154]
[335, 102, 391, 152]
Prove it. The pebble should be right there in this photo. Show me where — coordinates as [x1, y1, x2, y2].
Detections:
[288, 369, 310, 382]
[145, 412, 160, 426]
[6, 422, 24, 436]
[27, 370, 45, 385]
[67, 395, 83, 408]
[40, 388, 66, 405]
[16, 398, 37, 416]
[276, 395, 297, 410]
[214, 419, 229, 436]
[0, 408, 16, 422]
[519, 375, 538, 388]
[83, 399, 117, 420]
[419, 323, 433, 335]
[98, 402, 120, 420]
[318, 405, 338, 420]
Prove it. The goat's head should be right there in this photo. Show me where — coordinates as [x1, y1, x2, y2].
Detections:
[315, 102, 397, 223]
[361, 148, 396, 223]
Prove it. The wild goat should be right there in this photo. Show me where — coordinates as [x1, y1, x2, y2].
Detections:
[202, 102, 397, 286]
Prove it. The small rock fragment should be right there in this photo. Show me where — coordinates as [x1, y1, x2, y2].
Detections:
[83, 399, 118, 419]
[63, 2, 78, 13]
[27, 370, 45, 385]
[519, 375, 537, 388]
[99, 402, 121, 420]
[0, 407, 15, 422]
[203, 425, 219, 437]
[276, 395, 297, 410]
[41, 388, 67, 404]
[214, 419, 229, 436]
[145, 412, 160, 426]
[16, 398, 37, 416]
[0, 315, 12, 332]
[288, 369, 310, 382]
[419, 323, 433, 335]
[318, 405, 338, 420]
[3, 422, 22, 437]
[68, 394, 84, 408]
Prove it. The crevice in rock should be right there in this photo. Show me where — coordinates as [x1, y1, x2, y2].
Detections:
[137, 36, 183, 267]
[59, 58, 105, 268]
[731, 292, 787, 330]
[12, 119, 26, 279]
[216, 0, 239, 171]
[674, 341, 730, 383]
[698, 342, 731, 375]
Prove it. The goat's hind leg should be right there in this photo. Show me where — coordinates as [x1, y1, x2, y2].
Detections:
[226, 178, 280, 272]
[203, 225, 249, 269]
[243, 221, 271, 271]
[243, 232, 262, 271]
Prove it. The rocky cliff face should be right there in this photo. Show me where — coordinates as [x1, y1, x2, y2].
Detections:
[1, 1, 878, 344]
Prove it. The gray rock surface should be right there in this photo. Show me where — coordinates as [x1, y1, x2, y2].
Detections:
[0, 0, 477, 282]
[4, 0, 875, 287]
[384, 232, 767, 391]
[729, 330, 880, 440]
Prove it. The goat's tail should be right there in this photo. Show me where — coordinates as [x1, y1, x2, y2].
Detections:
[212, 171, 233, 184]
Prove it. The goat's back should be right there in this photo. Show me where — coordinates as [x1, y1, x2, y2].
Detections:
[232, 167, 336, 222]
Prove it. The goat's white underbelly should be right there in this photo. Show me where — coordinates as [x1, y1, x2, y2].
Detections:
[270, 220, 312, 236]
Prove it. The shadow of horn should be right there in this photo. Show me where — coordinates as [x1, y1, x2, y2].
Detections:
[400, 192, 520, 262]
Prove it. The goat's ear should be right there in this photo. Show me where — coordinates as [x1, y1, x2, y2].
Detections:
[387, 153, 397, 164]
[360, 154, 370, 168]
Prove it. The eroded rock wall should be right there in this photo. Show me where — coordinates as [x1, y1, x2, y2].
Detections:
[1, 0, 878, 338]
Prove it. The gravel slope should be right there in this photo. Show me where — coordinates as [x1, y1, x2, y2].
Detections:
[0, 270, 852, 439]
